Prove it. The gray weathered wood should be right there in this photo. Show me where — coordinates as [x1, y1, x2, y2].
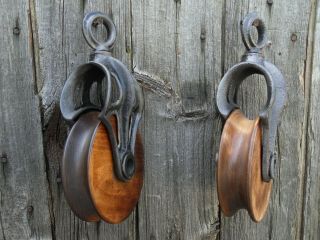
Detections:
[302, 0, 320, 239]
[132, 0, 222, 239]
[0, 0, 52, 239]
[1, 0, 320, 239]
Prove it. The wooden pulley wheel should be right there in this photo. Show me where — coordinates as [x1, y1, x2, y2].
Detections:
[217, 110, 272, 222]
[62, 111, 143, 223]
[60, 11, 144, 224]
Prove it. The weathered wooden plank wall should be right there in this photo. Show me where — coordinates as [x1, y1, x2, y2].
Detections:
[0, 0, 52, 238]
[132, 0, 221, 239]
[302, 0, 320, 238]
[0, 0, 319, 239]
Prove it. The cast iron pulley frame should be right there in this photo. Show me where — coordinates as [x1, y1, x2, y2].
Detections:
[216, 12, 287, 182]
[60, 11, 144, 181]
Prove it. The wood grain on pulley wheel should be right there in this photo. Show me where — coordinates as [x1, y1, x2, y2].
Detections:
[217, 110, 272, 222]
[62, 111, 143, 223]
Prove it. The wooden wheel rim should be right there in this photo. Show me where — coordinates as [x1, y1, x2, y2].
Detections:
[217, 110, 272, 222]
[62, 112, 101, 222]
[62, 111, 143, 223]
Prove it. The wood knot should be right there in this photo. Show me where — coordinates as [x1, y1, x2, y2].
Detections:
[27, 205, 34, 214]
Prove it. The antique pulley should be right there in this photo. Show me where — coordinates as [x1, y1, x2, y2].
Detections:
[60, 12, 144, 223]
[216, 12, 286, 222]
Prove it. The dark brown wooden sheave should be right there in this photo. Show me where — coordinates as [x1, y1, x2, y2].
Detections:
[217, 110, 272, 222]
[62, 111, 143, 223]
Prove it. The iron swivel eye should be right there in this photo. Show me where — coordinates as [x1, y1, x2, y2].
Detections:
[240, 12, 267, 52]
[122, 152, 135, 180]
[82, 11, 117, 51]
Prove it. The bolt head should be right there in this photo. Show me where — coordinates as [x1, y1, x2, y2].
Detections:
[122, 152, 135, 180]
[13, 27, 20, 35]
[267, 0, 273, 5]
[291, 33, 298, 42]
[1, 153, 7, 163]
